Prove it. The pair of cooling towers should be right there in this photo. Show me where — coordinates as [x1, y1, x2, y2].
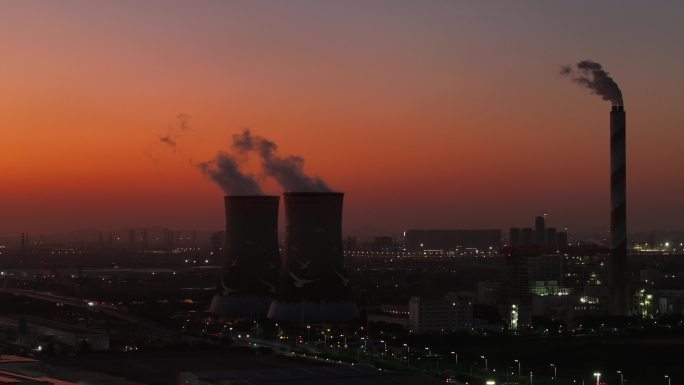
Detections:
[208, 192, 359, 324]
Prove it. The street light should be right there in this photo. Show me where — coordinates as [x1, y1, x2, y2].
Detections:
[481, 355, 488, 371]
[306, 325, 310, 344]
[530, 371, 533, 385]
[425, 347, 431, 357]
[594, 372, 601, 385]
[450, 351, 458, 366]
[550, 364, 557, 380]
[403, 343, 410, 367]
[665, 375, 670, 385]
[515, 359, 521, 377]
[617, 370, 623, 385]
[380, 340, 387, 355]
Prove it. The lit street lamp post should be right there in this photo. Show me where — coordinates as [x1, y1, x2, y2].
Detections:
[665, 375, 671, 385]
[594, 372, 601, 385]
[550, 364, 557, 380]
[451, 351, 458, 366]
[530, 371, 533, 385]
[306, 325, 310, 344]
[515, 359, 521, 377]
[380, 340, 386, 355]
[403, 343, 410, 367]
[481, 355, 488, 371]
[617, 370, 623, 385]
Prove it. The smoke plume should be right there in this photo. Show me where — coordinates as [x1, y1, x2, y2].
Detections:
[197, 152, 263, 195]
[159, 114, 190, 151]
[560, 60, 623, 106]
[159, 135, 177, 149]
[233, 129, 332, 192]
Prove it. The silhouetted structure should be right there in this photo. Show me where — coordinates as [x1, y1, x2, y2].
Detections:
[521, 228, 533, 246]
[268, 192, 358, 323]
[209, 196, 280, 317]
[509, 228, 521, 247]
[404, 229, 501, 251]
[556, 231, 568, 249]
[610, 105, 629, 316]
[545, 227, 557, 250]
[535, 215, 546, 248]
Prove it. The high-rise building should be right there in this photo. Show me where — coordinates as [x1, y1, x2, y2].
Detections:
[545, 227, 557, 250]
[521, 228, 533, 246]
[535, 216, 546, 248]
[509, 228, 521, 247]
[556, 231, 568, 249]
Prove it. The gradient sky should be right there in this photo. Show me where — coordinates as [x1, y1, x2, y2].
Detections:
[1, 1, 683, 237]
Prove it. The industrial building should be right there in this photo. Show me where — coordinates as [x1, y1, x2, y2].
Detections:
[268, 192, 359, 323]
[209, 195, 281, 317]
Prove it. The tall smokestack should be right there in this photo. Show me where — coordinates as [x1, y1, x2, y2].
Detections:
[268, 192, 358, 323]
[209, 195, 280, 317]
[610, 105, 628, 316]
[562, 61, 630, 316]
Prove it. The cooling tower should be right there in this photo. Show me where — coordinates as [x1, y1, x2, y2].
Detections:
[268, 192, 359, 323]
[609, 105, 629, 316]
[209, 195, 280, 317]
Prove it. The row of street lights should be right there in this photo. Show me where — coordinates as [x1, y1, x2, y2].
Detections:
[294, 329, 670, 385]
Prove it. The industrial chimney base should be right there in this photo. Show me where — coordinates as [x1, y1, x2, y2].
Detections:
[209, 294, 273, 318]
[267, 301, 359, 324]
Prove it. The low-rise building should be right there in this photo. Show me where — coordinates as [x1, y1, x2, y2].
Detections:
[408, 296, 473, 333]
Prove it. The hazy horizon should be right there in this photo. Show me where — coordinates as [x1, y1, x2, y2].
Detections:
[2, 1, 683, 235]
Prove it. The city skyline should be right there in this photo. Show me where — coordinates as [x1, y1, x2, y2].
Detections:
[2, 1, 684, 235]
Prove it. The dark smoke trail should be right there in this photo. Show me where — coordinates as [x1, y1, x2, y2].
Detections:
[233, 129, 332, 192]
[560, 60, 623, 105]
[158, 114, 189, 151]
[159, 135, 177, 149]
[197, 152, 263, 195]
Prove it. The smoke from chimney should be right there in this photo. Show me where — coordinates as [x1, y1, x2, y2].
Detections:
[158, 113, 190, 151]
[197, 152, 263, 195]
[159, 135, 177, 149]
[233, 129, 332, 192]
[562, 60, 629, 315]
[561, 60, 623, 106]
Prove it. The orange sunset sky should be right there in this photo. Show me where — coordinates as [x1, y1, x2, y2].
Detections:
[1, 1, 683, 236]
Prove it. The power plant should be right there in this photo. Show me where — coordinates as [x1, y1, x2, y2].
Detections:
[610, 105, 629, 316]
[209, 195, 280, 317]
[268, 192, 359, 323]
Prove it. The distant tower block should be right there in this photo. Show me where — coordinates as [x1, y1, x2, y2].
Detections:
[521, 228, 533, 246]
[545, 227, 557, 250]
[209, 196, 280, 317]
[535, 215, 546, 248]
[509, 228, 521, 247]
[268, 192, 359, 324]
